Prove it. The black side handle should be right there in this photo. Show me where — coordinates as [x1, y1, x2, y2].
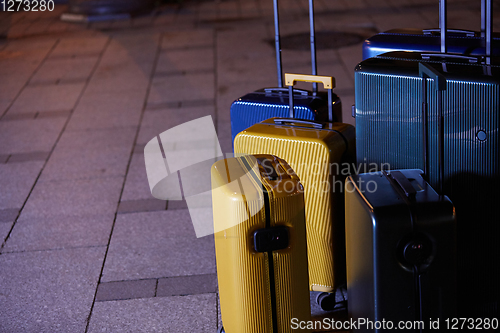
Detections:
[254, 226, 289, 252]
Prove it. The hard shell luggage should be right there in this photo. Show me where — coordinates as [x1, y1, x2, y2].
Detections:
[347, 66, 456, 332]
[229, 0, 342, 145]
[353, 1, 500, 318]
[212, 154, 311, 333]
[234, 74, 355, 301]
[345, 169, 457, 332]
[362, 0, 500, 60]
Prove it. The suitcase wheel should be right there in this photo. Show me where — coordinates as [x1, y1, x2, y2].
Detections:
[217, 326, 225, 333]
[316, 290, 347, 312]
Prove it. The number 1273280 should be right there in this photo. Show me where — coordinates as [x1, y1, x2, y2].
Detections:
[2, 0, 55, 11]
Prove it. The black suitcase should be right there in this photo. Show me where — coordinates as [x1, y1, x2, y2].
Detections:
[353, 0, 499, 318]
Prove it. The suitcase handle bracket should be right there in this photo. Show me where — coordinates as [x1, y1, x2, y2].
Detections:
[421, 53, 479, 63]
[422, 28, 476, 37]
[264, 87, 309, 96]
[273, 118, 324, 129]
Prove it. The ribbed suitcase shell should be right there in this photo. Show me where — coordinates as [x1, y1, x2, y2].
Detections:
[212, 155, 311, 333]
[354, 51, 500, 318]
[234, 119, 355, 292]
[345, 170, 456, 332]
[230, 89, 342, 145]
[362, 28, 500, 60]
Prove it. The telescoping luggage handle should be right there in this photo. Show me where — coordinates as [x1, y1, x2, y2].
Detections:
[273, 73, 335, 127]
[273, 0, 319, 93]
[422, 0, 493, 64]
[419, 63, 447, 195]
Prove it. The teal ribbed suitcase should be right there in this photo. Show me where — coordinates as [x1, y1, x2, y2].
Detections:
[353, 2, 500, 318]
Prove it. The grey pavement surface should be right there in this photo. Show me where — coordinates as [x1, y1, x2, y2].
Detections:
[0, 0, 490, 332]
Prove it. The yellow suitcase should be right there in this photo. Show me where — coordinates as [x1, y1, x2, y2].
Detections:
[234, 74, 355, 300]
[212, 154, 311, 333]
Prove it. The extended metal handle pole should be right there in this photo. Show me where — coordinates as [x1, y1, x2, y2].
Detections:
[273, 0, 283, 87]
[440, 0, 447, 54]
[486, 0, 492, 64]
[309, 0, 318, 94]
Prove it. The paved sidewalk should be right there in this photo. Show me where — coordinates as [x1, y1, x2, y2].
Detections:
[0, 0, 488, 332]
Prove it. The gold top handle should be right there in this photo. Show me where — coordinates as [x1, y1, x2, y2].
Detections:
[284, 73, 336, 90]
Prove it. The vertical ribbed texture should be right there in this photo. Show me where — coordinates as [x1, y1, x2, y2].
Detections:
[234, 132, 348, 292]
[355, 70, 500, 317]
[214, 173, 311, 332]
[231, 102, 316, 143]
[270, 195, 311, 333]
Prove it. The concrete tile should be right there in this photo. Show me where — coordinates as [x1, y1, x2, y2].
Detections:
[30, 56, 98, 84]
[0, 247, 106, 333]
[88, 294, 217, 333]
[50, 36, 109, 58]
[0, 117, 66, 155]
[0, 154, 9, 163]
[3, 214, 115, 252]
[67, 108, 142, 131]
[40, 148, 131, 182]
[1, 112, 36, 121]
[101, 210, 216, 282]
[8, 151, 50, 163]
[21, 177, 123, 219]
[54, 126, 137, 151]
[167, 200, 188, 210]
[156, 47, 214, 74]
[8, 82, 86, 114]
[120, 153, 153, 202]
[117, 199, 167, 214]
[157, 273, 217, 297]
[147, 73, 215, 105]
[96, 279, 157, 302]
[161, 29, 214, 50]
[0, 161, 44, 210]
[36, 110, 72, 119]
[0, 221, 13, 242]
[0, 208, 19, 223]
[137, 106, 215, 145]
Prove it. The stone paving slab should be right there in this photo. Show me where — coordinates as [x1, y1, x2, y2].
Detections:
[157, 273, 217, 297]
[156, 46, 214, 75]
[120, 153, 153, 202]
[0, 117, 66, 155]
[30, 55, 99, 85]
[0, 247, 106, 333]
[88, 294, 217, 333]
[137, 106, 216, 145]
[0, 161, 44, 210]
[7, 82, 86, 114]
[49, 36, 110, 58]
[96, 279, 157, 302]
[148, 72, 215, 106]
[3, 214, 115, 253]
[20, 177, 123, 219]
[0, 221, 13, 243]
[161, 29, 214, 50]
[101, 210, 215, 282]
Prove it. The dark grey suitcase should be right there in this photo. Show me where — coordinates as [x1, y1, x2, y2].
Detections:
[345, 169, 457, 333]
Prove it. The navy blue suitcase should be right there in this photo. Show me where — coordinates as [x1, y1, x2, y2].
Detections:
[354, 0, 500, 319]
[229, 0, 342, 145]
[362, 0, 500, 60]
